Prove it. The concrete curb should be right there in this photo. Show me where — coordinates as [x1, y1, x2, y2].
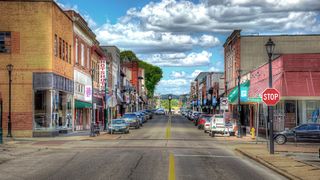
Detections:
[235, 148, 301, 180]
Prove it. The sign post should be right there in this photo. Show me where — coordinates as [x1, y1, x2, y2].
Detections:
[262, 88, 280, 154]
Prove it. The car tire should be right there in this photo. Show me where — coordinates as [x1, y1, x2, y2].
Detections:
[275, 135, 287, 145]
[204, 130, 207, 133]
[198, 125, 201, 129]
[211, 132, 215, 137]
[229, 132, 235, 136]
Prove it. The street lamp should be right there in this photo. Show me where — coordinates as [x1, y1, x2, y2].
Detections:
[168, 95, 172, 115]
[265, 38, 275, 154]
[6, 64, 13, 138]
[237, 69, 242, 138]
[90, 68, 95, 137]
[138, 76, 143, 111]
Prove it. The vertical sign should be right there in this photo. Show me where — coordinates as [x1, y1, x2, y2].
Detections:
[84, 85, 92, 101]
[99, 61, 106, 91]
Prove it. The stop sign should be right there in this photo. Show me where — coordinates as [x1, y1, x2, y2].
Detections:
[262, 88, 280, 106]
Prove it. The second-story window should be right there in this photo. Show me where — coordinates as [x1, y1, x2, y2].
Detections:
[54, 34, 57, 57]
[87, 47, 90, 69]
[0, 32, 11, 53]
[75, 38, 78, 64]
[66, 42, 68, 62]
[59, 38, 62, 59]
[69, 45, 71, 64]
[62, 40, 65, 60]
[81, 43, 85, 66]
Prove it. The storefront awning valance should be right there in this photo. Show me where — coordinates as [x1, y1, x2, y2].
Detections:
[228, 80, 250, 104]
[75, 100, 92, 108]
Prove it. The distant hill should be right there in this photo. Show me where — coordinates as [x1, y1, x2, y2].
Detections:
[160, 94, 180, 99]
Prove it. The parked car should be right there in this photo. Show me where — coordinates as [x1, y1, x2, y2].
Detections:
[122, 113, 141, 129]
[135, 112, 146, 124]
[274, 123, 320, 145]
[203, 117, 212, 133]
[145, 109, 153, 119]
[155, 109, 165, 115]
[209, 114, 235, 137]
[140, 111, 149, 121]
[197, 114, 213, 130]
[192, 112, 202, 125]
[108, 119, 130, 134]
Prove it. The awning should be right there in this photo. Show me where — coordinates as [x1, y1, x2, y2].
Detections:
[228, 80, 250, 104]
[75, 100, 92, 108]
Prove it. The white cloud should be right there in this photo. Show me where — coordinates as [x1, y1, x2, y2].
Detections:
[170, 71, 186, 78]
[156, 78, 190, 94]
[125, 0, 320, 33]
[146, 51, 212, 67]
[95, 23, 220, 53]
[188, 69, 203, 79]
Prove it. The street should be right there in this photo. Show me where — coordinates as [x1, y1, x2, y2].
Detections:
[0, 115, 286, 180]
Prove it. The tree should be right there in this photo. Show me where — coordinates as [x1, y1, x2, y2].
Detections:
[120, 50, 163, 98]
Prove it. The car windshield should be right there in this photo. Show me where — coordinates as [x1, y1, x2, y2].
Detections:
[112, 120, 125, 124]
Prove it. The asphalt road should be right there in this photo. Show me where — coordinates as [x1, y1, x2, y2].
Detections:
[0, 115, 287, 180]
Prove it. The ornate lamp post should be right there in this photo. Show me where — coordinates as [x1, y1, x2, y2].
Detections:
[90, 68, 96, 137]
[265, 38, 275, 154]
[168, 95, 172, 114]
[6, 64, 13, 138]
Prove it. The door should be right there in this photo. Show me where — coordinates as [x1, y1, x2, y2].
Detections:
[306, 124, 319, 141]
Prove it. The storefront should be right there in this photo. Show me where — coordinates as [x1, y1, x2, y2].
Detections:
[249, 54, 320, 132]
[33, 73, 74, 136]
[74, 69, 92, 131]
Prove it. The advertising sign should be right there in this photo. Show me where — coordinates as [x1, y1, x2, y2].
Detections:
[220, 97, 228, 110]
[85, 85, 92, 101]
[99, 61, 106, 91]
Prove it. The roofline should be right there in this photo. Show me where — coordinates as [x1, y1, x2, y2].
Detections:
[241, 34, 320, 38]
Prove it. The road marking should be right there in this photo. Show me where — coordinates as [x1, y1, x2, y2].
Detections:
[174, 154, 239, 158]
[168, 153, 176, 180]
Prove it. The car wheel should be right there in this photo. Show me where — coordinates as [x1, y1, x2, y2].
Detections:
[229, 132, 235, 136]
[275, 135, 287, 145]
[198, 125, 201, 129]
[204, 130, 207, 133]
[211, 132, 215, 137]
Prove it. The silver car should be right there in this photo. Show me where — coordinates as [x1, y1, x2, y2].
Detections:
[108, 119, 130, 134]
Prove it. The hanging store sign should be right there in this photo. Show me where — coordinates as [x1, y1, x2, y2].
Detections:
[84, 85, 92, 101]
[220, 97, 228, 110]
[99, 61, 106, 91]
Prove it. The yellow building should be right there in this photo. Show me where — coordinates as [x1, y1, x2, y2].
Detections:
[0, 0, 74, 137]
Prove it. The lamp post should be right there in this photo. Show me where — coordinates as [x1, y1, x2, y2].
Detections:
[168, 95, 172, 115]
[6, 64, 13, 138]
[237, 69, 242, 138]
[90, 68, 95, 137]
[265, 38, 275, 154]
[138, 76, 143, 111]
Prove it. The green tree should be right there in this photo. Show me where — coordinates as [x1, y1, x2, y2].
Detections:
[120, 50, 163, 98]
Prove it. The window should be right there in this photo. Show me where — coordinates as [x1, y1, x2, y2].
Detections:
[87, 47, 90, 68]
[0, 32, 11, 53]
[296, 124, 308, 131]
[54, 34, 58, 57]
[307, 124, 318, 131]
[285, 100, 296, 113]
[69, 45, 71, 63]
[81, 43, 84, 66]
[62, 40, 65, 60]
[59, 38, 62, 59]
[66, 42, 68, 62]
[75, 38, 78, 64]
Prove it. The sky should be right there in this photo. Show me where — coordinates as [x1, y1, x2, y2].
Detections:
[56, 0, 320, 95]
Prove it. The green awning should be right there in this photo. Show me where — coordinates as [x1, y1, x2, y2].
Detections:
[228, 80, 250, 104]
[75, 100, 92, 108]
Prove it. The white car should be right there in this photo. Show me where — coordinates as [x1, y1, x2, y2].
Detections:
[209, 114, 235, 137]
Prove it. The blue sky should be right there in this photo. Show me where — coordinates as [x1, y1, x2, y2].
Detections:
[56, 0, 320, 95]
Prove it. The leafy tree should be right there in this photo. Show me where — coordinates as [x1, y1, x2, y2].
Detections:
[120, 50, 163, 98]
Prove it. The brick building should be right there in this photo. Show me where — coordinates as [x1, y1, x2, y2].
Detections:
[224, 30, 320, 133]
[0, 0, 74, 137]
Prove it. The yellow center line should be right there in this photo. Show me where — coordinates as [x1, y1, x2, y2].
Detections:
[168, 153, 176, 180]
[166, 115, 172, 139]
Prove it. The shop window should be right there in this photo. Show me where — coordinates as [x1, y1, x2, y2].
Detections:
[285, 100, 295, 113]
[0, 32, 11, 53]
[34, 90, 51, 129]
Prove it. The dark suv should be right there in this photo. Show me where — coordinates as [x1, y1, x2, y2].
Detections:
[274, 123, 320, 145]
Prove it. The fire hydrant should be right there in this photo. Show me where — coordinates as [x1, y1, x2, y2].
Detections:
[250, 127, 255, 139]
